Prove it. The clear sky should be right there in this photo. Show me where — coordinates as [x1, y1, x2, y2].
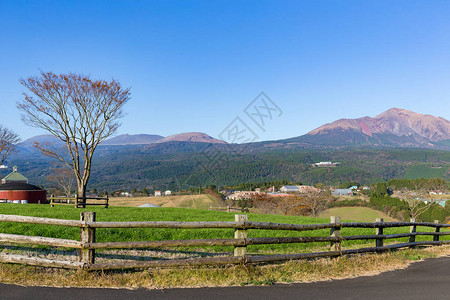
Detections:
[1, 0, 450, 142]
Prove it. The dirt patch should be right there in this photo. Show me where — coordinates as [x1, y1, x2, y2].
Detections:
[108, 194, 219, 209]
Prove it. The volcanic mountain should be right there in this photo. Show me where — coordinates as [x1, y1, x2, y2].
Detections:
[286, 108, 450, 149]
[156, 132, 226, 144]
[102, 134, 164, 145]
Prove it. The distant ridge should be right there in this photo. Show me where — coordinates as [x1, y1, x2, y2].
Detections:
[18, 135, 62, 151]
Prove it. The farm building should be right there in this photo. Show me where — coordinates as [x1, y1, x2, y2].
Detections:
[313, 162, 341, 167]
[226, 191, 260, 200]
[1, 166, 28, 184]
[0, 182, 47, 204]
[280, 185, 320, 193]
[280, 185, 300, 192]
[332, 188, 354, 196]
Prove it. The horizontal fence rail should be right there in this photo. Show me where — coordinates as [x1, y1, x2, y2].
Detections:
[0, 214, 82, 227]
[0, 213, 449, 270]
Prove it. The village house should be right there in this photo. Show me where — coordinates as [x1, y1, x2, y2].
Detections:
[279, 185, 320, 193]
[332, 188, 354, 196]
[226, 191, 260, 201]
[313, 161, 341, 167]
[266, 192, 291, 198]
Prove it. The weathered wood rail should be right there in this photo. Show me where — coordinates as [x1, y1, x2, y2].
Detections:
[76, 196, 109, 209]
[209, 206, 246, 212]
[49, 196, 77, 207]
[49, 196, 109, 208]
[0, 213, 448, 270]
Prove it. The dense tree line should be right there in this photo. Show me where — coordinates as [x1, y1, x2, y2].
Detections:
[4, 146, 449, 193]
[387, 178, 448, 191]
[367, 185, 449, 222]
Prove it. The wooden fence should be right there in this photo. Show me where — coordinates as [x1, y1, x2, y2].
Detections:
[0, 213, 449, 270]
[209, 206, 247, 212]
[49, 196, 109, 208]
[49, 196, 77, 206]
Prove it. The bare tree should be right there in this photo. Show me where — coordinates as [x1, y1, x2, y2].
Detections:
[47, 164, 76, 197]
[404, 194, 435, 221]
[251, 191, 332, 217]
[291, 191, 332, 217]
[18, 72, 130, 200]
[0, 125, 20, 167]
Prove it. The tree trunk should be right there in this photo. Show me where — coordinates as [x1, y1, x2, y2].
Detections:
[78, 184, 86, 207]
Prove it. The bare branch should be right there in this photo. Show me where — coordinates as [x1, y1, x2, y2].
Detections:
[0, 126, 21, 167]
[17, 72, 130, 198]
[46, 164, 76, 197]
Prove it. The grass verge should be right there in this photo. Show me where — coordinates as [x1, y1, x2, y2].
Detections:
[0, 245, 448, 289]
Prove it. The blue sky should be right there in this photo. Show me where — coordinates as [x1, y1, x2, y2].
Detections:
[1, 0, 450, 142]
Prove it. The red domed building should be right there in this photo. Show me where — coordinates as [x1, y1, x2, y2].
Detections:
[0, 166, 46, 204]
[0, 182, 47, 204]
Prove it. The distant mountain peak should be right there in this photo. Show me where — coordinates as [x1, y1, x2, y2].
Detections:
[156, 132, 226, 144]
[102, 134, 164, 145]
[297, 108, 450, 149]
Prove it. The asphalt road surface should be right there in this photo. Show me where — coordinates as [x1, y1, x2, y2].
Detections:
[1, 256, 449, 300]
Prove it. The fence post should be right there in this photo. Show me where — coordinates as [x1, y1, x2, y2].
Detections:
[376, 218, 383, 248]
[79, 212, 96, 265]
[409, 218, 416, 248]
[433, 220, 440, 242]
[234, 214, 248, 257]
[330, 216, 341, 252]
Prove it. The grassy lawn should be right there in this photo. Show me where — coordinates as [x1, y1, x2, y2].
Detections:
[0, 204, 449, 289]
[404, 165, 447, 179]
[0, 204, 447, 255]
[319, 207, 398, 222]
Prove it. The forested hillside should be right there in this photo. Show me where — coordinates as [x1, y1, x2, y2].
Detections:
[3, 142, 449, 192]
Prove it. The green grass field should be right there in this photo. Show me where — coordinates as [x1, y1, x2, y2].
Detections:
[319, 207, 398, 222]
[0, 204, 447, 254]
[404, 165, 448, 179]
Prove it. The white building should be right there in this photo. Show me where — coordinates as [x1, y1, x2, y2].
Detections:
[280, 185, 320, 193]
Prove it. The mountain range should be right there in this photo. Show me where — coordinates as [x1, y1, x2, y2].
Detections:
[16, 108, 450, 151]
[5, 108, 449, 191]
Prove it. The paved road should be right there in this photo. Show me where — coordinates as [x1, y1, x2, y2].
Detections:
[1, 257, 449, 300]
